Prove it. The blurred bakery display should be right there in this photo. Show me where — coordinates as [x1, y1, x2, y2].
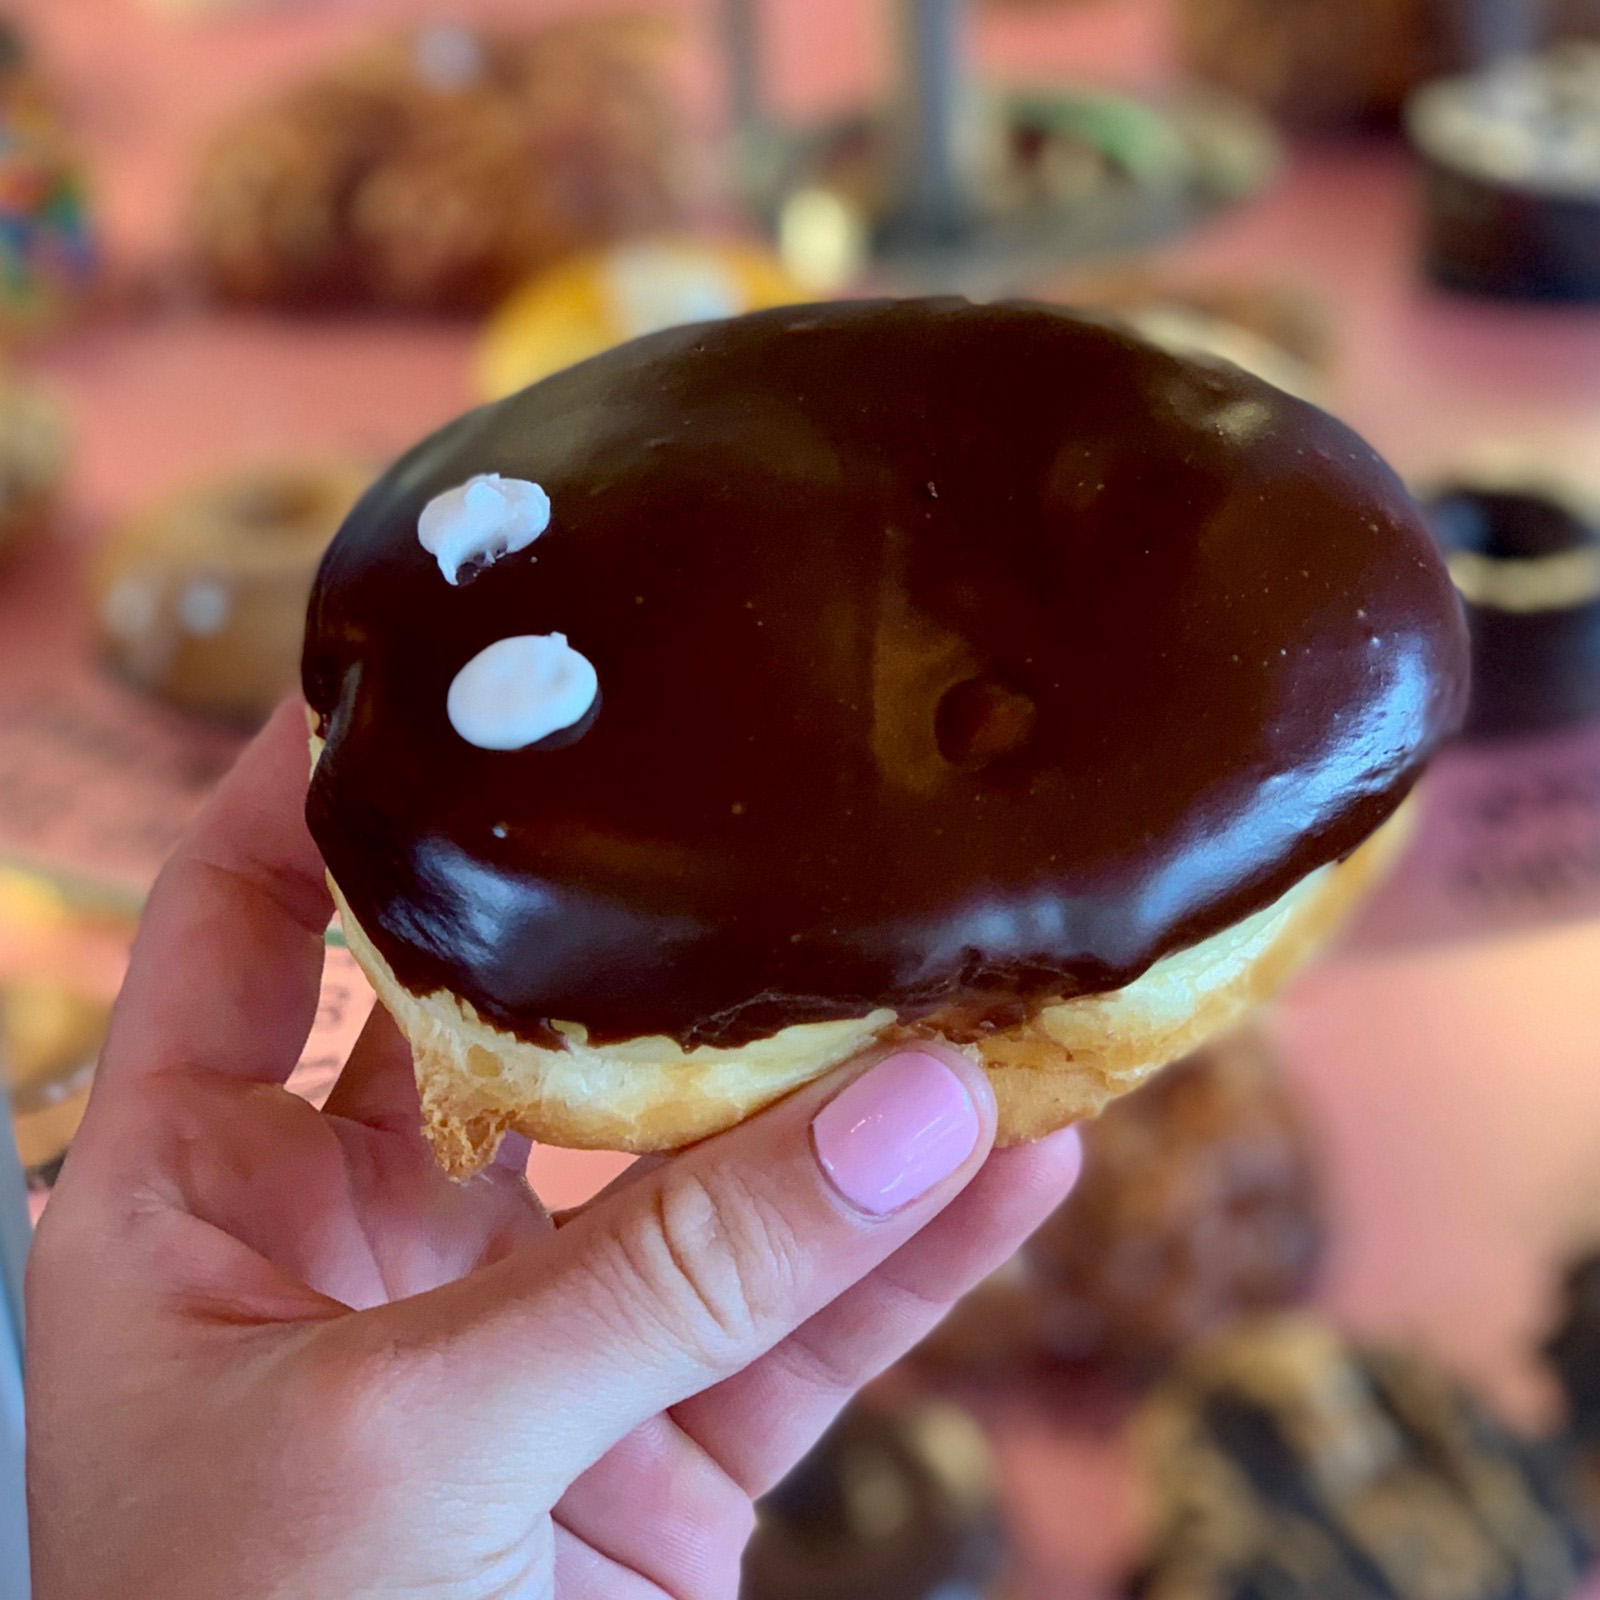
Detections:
[0, 1, 1597, 1596]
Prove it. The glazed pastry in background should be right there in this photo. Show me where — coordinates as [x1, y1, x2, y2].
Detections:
[0, 20, 96, 337]
[303, 299, 1468, 1172]
[1057, 274, 1331, 403]
[1130, 1314, 1594, 1600]
[191, 20, 685, 314]
[741, 1401, 1004, 1600]
[0, 372, 66, 561]
[477, 236, 806, 398]
[915, 1029, 1323, 1377]
[95, 463, 369, 725]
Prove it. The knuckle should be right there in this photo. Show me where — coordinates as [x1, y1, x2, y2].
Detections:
[612, 1162, 808, 1373]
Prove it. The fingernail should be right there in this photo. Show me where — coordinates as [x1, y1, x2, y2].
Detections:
[811, 1052, 981, 1216]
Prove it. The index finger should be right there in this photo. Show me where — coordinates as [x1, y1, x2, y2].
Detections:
[90, 699, 332, 1107]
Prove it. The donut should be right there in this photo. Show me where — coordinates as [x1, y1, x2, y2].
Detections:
[302, 299, 1469, 1172]
[741, 1401, 1004, 1600]
[96, 464, 369, 725]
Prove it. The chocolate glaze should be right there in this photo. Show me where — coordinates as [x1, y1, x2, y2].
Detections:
[304, 300, 1469, 1049]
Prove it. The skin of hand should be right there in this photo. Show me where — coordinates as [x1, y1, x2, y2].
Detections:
[24, 701, 1083, 1600]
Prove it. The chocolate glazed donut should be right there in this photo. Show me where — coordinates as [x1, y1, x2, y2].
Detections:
[304, 299, 1468, 1171]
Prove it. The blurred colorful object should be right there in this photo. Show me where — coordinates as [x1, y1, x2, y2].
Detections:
[191, 19, 686, 314]
[477, 236, 807, 398]
[0, 19, 94, 337]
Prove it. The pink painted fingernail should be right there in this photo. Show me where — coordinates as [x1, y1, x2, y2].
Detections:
[811, 1052, 981, 1216]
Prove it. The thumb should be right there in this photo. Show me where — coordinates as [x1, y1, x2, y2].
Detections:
[366, 1042, 994, 1495]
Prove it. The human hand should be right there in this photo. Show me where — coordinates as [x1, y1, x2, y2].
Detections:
[25, 702, 1082, 1599]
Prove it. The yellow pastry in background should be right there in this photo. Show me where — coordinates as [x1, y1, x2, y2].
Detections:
[476, 236, 808, 398]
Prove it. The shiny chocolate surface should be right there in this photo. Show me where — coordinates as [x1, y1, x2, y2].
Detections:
[304, 300, 1468, 1047]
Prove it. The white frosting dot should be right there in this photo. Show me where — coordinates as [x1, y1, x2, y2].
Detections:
[447, 634, 598, 751]
[418, 474, 551, 586]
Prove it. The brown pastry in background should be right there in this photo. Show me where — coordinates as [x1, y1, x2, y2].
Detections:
[192, 19, 685, 314]
[1177, 0, 1459, 131]
[916, 1028, 1325, 1378]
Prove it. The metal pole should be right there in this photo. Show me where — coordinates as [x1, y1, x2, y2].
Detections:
[888, 0, 981, 247]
